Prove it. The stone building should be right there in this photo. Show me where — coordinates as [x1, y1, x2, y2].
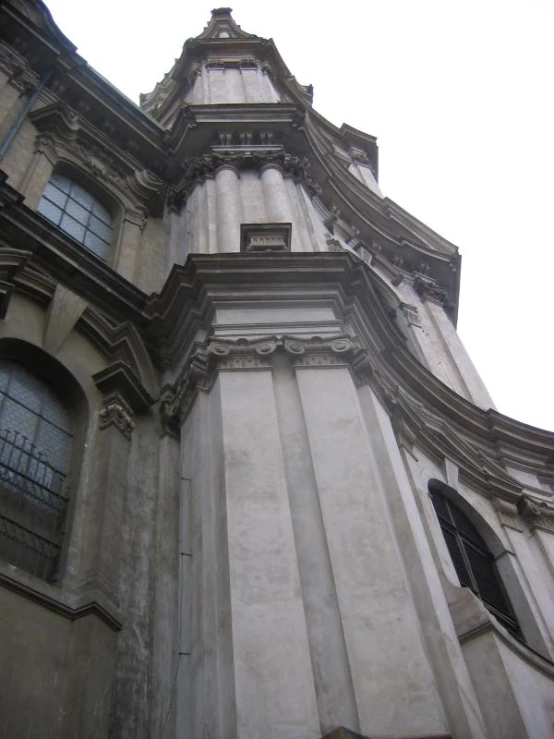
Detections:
[1, 2, 553, 738]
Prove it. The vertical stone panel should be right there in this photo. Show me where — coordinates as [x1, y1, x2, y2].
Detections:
[296, 366, 447, 738]
[150, 434, 180, 738]
[220, 369, 320, 739]
[272, 354, 360, 734]
[357, 383, 489, 739]
[178, 384, 235, 739]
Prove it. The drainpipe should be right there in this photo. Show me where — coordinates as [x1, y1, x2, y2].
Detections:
[0, 67, 54, 162]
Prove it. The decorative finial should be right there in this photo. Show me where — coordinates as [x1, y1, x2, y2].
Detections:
[211, 7, 233, 17]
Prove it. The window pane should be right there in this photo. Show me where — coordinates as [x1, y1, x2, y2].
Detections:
[92, 199, 112, 225]
[89, 215, 112, 241]
[50, 173, 71, 193]
[42, 391, 72, 433]
[84, 231, 110, 260]
[442, 528, 472, 588]
[42, 182, 68, 208]
[34, 421, 71, 473]
[60, 214, 86, 243]
[69, 182, 94, 209]
[65, 198, 89, 225]
[9, 368, 43, 413]
[0, 361, 12, 393]
[38, 198, 63, 226]
[0, 398, 38, 441]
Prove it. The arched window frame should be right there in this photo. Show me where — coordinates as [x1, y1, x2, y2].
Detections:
[37, 165, 121, 264]
[0, 340, 88, 583]
[428, 480, 522, 639]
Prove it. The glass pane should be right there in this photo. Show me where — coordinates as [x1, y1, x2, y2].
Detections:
[50, 173, 71, 193]
[0, 398, 38, 441]
[65, 198, 89, 225]
[0, 360, 12, 393]
[92, 199, 111, 225]
[9, 367, 43, 413]
[442, 528, 472, 588]
[89, 215, 112, 241]
[60, 214, 86, 243]
[84, 231, 110, 260]
[69, 182, 94, 209]
[35, 421, 71, 473]
[38, 198, 63, 226]
[42, 390, 72, 433]
[42, 182, 68, 208]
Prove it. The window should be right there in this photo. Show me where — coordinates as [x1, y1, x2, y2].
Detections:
[429, 484, 522, 639]
[0, 359, 73, 581]
[38, 173, 113, 261]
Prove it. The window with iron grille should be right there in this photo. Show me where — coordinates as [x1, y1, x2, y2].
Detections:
[429, 485, 522, 639]
[37, 173, 113, 261]
[0, 359, 73, 581]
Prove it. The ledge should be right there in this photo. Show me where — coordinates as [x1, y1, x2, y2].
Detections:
[0, 562, 122, 631]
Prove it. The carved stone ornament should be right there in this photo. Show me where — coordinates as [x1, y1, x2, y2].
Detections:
[169, 150, 321, 212]
[160, 334, 365, 432]
[493, 497, 522, 531]
[517, 494, 554, 534]
[99, 398, 135, 440]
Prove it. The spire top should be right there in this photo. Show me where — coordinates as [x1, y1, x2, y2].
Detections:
[197, 8, 257, 40]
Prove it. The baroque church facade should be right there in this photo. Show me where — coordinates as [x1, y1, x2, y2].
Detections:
[1, 2, 554, 738]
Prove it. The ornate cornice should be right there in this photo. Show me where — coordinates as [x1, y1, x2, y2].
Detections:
[169, 149, 320, 212]
[29, 103, 164, 216]
[160, 334, 364, 433]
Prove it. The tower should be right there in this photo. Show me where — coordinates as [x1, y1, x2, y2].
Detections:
[1, 3, 554, 738]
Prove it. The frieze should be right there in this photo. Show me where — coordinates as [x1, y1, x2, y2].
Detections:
[160, 334, 365, 431]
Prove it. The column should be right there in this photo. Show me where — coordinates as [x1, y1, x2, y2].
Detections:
[215, 165, 242, 253]
[260, 164, 293, 222]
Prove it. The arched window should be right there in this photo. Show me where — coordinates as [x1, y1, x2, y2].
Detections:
[0, 359, 73, 581]
[38, 173, 113, 261]
[429, 484, 522, 639]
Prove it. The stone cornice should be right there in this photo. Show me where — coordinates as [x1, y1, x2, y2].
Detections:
[160, 334, 364, 433]
[147, 253, 554, 483]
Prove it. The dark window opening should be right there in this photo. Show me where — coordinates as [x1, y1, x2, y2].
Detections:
[0, 359, 73, 581]
[429, 484, 522, 639]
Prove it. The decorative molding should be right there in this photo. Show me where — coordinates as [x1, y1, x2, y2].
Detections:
[160, 334, 364, 432]
[0, 568, 122, 632]
[93, 360, 154, 413]
[517, 495, 554, 534]
[29, 103, 164, 216]
[94, 361, 154, 439]
[170, 149, 321, 212]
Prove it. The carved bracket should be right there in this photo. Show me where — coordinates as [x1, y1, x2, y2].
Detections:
[93, 361, 154, 439]
[517, 494, 554, 534]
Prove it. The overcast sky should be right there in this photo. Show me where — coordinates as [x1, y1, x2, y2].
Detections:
[44, 0, 554, 431]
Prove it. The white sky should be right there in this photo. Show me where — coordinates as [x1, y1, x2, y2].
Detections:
[44, 0, 554, 431]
